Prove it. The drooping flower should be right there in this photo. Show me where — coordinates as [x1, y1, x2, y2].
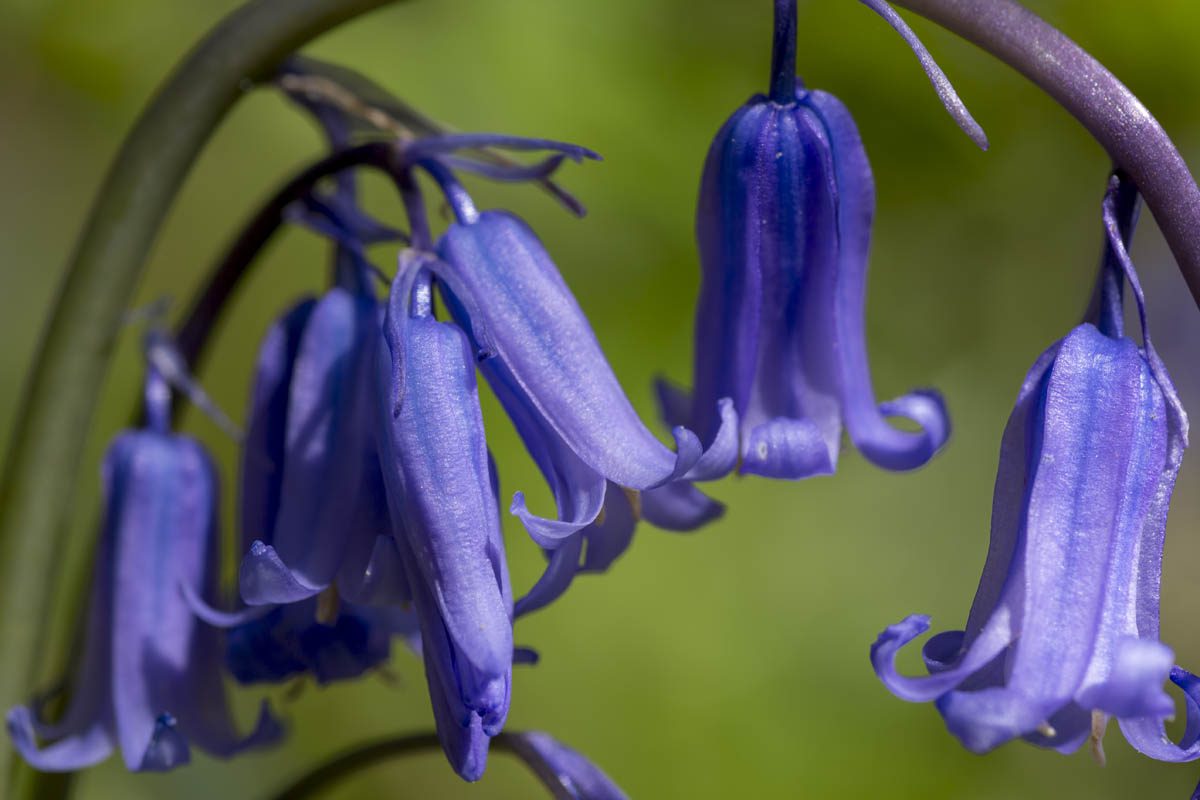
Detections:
[213, 297, 414, 685]
[659, 0, 987, 479]
[511, 731, 630, 800]
[6, 367, 279, 772]
[375, 266, 513, 781]
[387, 149, 737, 613]
[870, 175, 1200, 765]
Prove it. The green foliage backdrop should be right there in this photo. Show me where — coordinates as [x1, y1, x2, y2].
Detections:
[2, 1, 1199, 797]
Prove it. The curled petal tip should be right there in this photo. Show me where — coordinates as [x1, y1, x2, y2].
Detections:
[239, 541, 324, 605]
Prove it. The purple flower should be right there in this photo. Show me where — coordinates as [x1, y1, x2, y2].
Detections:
[6, 370, 279, 772]
[512, 731, 629, 800]
[661, 0, 991, 479]
[375, 267, 513, 781]
[392, 154, 736, 613]
[871, 176, 1200, 765]
[237, 286, 382, 605]
[214, 298, 413, 684]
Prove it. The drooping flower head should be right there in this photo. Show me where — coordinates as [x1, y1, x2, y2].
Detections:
[6, 356, 279, 772]
[871, 174, 1200, 767]
[375, 260, 513, 781]
[384, 139, 738, 614]
[661, 0, 986, 479]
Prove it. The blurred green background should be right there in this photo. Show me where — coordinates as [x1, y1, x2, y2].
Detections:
[3, 0, 1200, 797]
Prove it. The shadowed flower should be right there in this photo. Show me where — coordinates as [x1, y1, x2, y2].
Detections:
[207, 297, 414, 685]
[871, 176, 1200, 766]
[6, 368, 279, 772]
[659, 0, 986, 479]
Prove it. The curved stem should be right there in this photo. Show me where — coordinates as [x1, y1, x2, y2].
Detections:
[0, 0, 404, 789]
[266, 732, 575, 800]
[890, 0, 1200, 309]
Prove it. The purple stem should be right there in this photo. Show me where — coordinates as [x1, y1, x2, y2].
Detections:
[891, 0, 1200, 310]
[770, 0, 798, 103]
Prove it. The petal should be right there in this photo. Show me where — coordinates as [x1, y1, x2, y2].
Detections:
[434, 211, 706, 489]
[680, 397, 739, 481]
[240, 298, 316, 550]
[392, 525, 501, 778]
[337, 533, 411, 607]
[580, 485, 638, 573]
[653, 377, 692, 430]
[1120, 666, 1200, 762]
[803, 90, 950, 472]
[6, 706, 113, 772]
[376, 307, 513, 696]
[336, 449, 411, 606]
[239, 540, 323, 605]
[690, 101, 769, 444]
[1077, 638, 1175, 720]
[870, 614, 1014, 704]
[444, 278, 611, 554]
[513, 731, 630, 800]
[515, 536, 584, 619]
[961, 344, 1059, 644]
[245, 288, 378, 600]
[641, 481, 724, 532]
[998, 328, 1162, 719]
[740, 417, 833, 479]
[109, 434, 215, 770]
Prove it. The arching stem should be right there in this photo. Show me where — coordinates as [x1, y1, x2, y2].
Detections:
[0, 0, 406, 792]
[267, 732, 575, 800]
[890, 0, 1200, 309]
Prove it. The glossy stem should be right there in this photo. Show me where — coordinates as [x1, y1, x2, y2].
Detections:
[770, 0, 798, 103]
[0, 0, 404, 791]
[890, 0, 1200, 310]
[267, 732, 575, 800]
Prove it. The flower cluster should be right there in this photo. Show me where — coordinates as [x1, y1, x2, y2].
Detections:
[8, 1, 1200, 797]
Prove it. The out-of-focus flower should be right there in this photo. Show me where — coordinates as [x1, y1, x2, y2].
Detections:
[660, 0, 986, 479]
[871, 176, 1200, 766]
[6, 368, 279, 772]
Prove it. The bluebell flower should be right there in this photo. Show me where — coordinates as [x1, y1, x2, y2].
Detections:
[6, 368, 279, 772]
[214, 297, 414, 684]
[659, 0, 987, 479]
[871, 175, 1200, 764]
[375, 264, 513, 781]
[511, 731, 629, 800]
[387, 145, 737, 614]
